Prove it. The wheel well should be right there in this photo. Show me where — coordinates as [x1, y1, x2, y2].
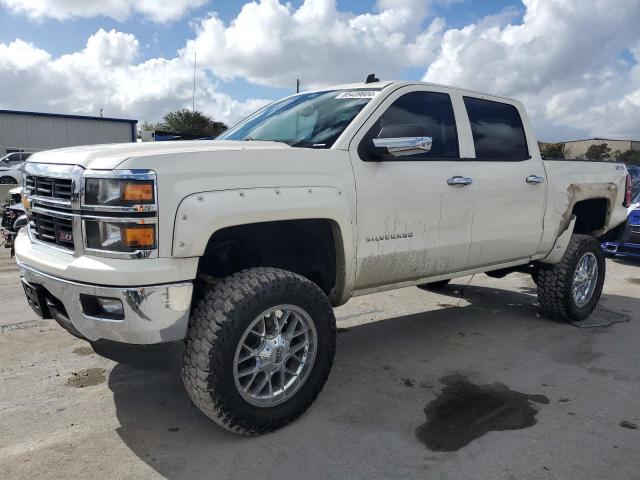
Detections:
[198, 219, 338, 295]
[571, 198, 608, 235]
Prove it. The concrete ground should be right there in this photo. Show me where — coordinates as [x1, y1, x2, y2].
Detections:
[1, 247, 639, 480]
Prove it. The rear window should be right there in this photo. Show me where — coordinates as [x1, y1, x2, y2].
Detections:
[463, 97, 529, 160]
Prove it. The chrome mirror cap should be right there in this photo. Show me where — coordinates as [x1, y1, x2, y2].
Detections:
[372, 136, 433, 156]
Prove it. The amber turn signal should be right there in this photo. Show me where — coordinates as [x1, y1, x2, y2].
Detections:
[122, 182, 154, 203]
[123, 226, 155, 249]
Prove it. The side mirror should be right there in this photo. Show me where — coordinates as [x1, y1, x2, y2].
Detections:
[370, 124, 432, 158]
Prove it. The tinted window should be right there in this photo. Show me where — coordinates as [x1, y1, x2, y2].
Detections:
[463, 97, 529, 160]
[365, 91, 459, 159]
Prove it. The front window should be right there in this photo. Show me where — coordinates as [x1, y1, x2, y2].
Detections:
[218, 90, 379, 148]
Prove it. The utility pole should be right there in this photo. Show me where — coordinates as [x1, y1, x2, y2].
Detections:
[296, 78, 301, 94]
[192, 51, 197, 112]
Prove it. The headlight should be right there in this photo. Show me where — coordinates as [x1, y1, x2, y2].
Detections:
[85, 220, 156, 253]
[84, 178, 155, 207]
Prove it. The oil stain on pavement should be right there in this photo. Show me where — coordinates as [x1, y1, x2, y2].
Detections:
[66, 368, 106, 388]
[416, 375, 549, 452]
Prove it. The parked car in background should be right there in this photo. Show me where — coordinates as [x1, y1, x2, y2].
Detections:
[1, 186, 27, 256]
[0, 152, 33, 184]
[628, 165, 640, 197]
[603, 190, 640, 259]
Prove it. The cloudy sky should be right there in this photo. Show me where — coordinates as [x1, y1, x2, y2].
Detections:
[0, 0, 638, 141]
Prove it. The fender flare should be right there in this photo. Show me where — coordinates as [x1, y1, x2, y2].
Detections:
[172, 186, 356, 305]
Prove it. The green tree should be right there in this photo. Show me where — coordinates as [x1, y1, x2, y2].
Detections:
[142, 110, 228, 137]
[615, 149, 640, 166]
[539, 142, 564, 159]
[584, 143, 612, 161]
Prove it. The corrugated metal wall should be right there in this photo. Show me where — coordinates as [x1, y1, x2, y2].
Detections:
[0, 112, 134, 155]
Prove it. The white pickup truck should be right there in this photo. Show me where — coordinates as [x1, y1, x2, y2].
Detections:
[15, 80, 631, 434]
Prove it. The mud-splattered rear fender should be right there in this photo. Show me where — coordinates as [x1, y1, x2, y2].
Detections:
[555, 183, 619, 236]
[535, 163, 628, 261]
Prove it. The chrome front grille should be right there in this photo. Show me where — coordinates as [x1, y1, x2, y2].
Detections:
[30, 211, 74, 250]
[23, 163, 158, 259]
[25, 175, 73, 201]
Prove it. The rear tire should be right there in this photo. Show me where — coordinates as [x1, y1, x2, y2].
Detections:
[182, 267, 336, 435]
[537, 234, 605, 322]
[417, 279, 451, 291]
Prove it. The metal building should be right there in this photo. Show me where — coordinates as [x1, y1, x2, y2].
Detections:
[563, 138, 640, 159]
[0, 110, 137, 156]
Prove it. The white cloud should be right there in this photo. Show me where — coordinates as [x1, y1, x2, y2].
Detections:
[423, 0, 640, 140]
[0, 0, 208, 23]
[0, 29, 268, 124]
[184, 0, 445, 87]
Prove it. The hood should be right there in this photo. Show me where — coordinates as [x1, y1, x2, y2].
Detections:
[26, 140, 291, 170]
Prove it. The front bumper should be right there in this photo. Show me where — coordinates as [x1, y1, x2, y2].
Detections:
[18, 262, 193, 344]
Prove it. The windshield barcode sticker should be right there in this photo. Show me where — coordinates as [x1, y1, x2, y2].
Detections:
[336, 90, 379, 99]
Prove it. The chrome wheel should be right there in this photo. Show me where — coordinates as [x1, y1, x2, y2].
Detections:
[572, 252, 598, 307]
[233, 305, 317, 407]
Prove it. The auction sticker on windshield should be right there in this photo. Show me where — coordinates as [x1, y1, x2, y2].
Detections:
[336, 90, 379, 99]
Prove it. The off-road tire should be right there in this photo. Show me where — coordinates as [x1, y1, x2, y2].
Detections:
[0, 176, 17, 185]
[537, 234, 605, 322]
[417, 279, 451, 291]
[182, 267, 336, 435]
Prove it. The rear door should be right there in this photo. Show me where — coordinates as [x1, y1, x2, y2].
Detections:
[460, 96, 547, 268]
[348, 85, 475, 291]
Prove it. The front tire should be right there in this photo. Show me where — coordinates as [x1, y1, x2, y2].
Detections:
[182, 267, 336, 435]
[537, 234, 605, 322]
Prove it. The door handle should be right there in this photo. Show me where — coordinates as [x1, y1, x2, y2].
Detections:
[526, 175, 545, 184]
[447, 176, 473, 186]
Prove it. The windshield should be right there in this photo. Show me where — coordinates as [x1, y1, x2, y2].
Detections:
[0, 152, 29, 166]
[632, 191, 640, 204]
[218, 90, 379, 148]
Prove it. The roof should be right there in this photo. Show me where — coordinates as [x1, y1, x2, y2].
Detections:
[303, 80, 518, 103]
[0, 109, 137, 125]
[564, 138, 640, 144]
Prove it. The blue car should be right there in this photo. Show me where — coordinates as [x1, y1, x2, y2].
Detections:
[603, 191, 640, 258]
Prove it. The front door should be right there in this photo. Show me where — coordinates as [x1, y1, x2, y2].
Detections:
[349, 86, 475, 291]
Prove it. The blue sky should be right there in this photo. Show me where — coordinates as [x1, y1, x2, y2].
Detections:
[0, 0, 638, 141]
[0, 1, 525, 104]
